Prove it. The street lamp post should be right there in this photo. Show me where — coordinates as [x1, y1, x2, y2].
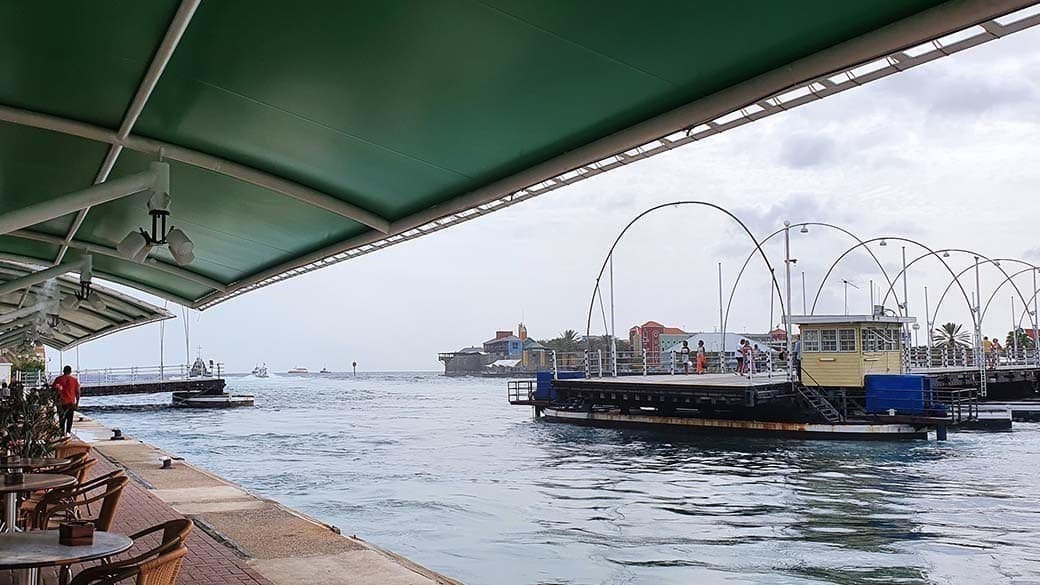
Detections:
[974, 256, 986, 396]
[784, 221, 794, 382]
[1012, 295, 1019, 362]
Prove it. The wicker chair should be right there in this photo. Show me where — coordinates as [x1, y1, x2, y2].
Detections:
[18, 457, 98, 527]
[55, 456, 98, 486]
[50, 438, 92, 460]
[67, 519, 193, 585]
[68, 546, 188, 585]
[28, 473, 128, 531]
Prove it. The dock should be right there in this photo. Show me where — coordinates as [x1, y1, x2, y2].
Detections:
[70, 416, 459, 585]
[80, 377, 227, 397]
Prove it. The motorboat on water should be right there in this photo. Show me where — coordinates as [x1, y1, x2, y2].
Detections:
[287, 367, 309, 374]
[189, 356, 212, 378]
[319, 367, 331, 374]
[252, 363, 269, 378]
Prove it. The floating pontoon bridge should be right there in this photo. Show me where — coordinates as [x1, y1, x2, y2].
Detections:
[0, 1, 1038, 312]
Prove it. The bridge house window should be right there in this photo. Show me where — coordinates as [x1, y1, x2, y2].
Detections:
[863, 327, 900, 352]
[821, 330, 838, 352]
[802, 330, 820, 352]
[839, 329, 857, 352]
[802, 328, 857, 353]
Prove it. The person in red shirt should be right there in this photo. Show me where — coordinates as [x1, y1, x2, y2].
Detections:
[53, 365, 81, 435]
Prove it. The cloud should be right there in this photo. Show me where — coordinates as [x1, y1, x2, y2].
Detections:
[777, 134, 837, 168]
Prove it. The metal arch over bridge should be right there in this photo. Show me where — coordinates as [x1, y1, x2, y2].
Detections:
[0, 1, 1038, 310]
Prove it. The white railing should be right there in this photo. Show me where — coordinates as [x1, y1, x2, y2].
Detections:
[903, 346, 1040, 371]
[544, 349, 791, 379]
[24, 362, 226, 387]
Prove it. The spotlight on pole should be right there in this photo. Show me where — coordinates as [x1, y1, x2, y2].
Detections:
[87, 292, 107, 312]
[879, 239, 888, 247]
[799, 225, 809, 234]
[115, 166, 194, 266]
[117, 230, 150, 260]
[166, 227, 195, 266]
[60, 295, 81, 312]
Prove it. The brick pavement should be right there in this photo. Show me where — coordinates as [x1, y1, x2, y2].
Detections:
[85, 454, 274, 585]
[0, 451, 274, 585]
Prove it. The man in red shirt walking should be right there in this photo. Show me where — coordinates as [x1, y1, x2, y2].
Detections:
[53, 365, 81, 435]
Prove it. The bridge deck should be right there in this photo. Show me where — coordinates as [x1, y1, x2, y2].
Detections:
[562, 372, 791, 389]
[551, 373, 793, 409]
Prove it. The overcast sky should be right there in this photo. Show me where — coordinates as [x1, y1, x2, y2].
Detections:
[47, 23, 1040, 373]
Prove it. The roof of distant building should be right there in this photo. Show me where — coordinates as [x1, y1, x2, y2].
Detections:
[487, 359, 522, 368]
[523, 338, 546, 350]
[457, 346, 485, 354]
[661, 327, 687, 335]
[788, 314, 915, 325]
[484, 335, 521, 345]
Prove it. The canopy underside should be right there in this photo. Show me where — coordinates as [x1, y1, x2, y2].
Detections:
[0, 261, 173, 351]
[0, 1, 1037, 309]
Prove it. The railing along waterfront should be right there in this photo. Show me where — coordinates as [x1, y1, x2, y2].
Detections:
[15, 362, 225, 387]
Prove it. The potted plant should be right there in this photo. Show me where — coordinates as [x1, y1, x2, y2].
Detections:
[0, 382, 63, 458]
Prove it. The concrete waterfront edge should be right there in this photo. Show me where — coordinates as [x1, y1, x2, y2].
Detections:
[73, 415, 461, 585]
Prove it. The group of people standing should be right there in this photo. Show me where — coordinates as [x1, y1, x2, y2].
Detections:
[982, 335, 1006, 368]
[679, 340, 708, 374]
[677, 339, 765, 375]
[735, 339, 764, 376]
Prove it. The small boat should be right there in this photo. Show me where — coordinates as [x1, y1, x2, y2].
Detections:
[255, 363, 269, 378]
[319, 367, 331, 374]
[172, 391, 254, 408]
[287, 367, 309, 374]
[189, 356, 212, 378]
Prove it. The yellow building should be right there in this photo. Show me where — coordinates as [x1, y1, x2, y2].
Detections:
[791, 315, 915, 388]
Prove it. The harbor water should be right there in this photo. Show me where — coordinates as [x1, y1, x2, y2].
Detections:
[83, 373, 1040, 584]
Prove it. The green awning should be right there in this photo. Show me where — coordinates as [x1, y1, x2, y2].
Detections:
[0, 1, 1034, 308]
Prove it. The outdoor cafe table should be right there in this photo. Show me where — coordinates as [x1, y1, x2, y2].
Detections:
[0, 530, 133, 585]
[0, 474, 75, 534]
[0, 458, 70, 471]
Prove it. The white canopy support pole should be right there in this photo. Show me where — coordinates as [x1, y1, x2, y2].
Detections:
[55, 0, 201, 265]
[0, 163, 167, 236]
[0, 262, 80, 297]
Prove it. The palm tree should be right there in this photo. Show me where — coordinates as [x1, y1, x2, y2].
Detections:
[558, 329, 579, 352]
[932, 322, 971, 348]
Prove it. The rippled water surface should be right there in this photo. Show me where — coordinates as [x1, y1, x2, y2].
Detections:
[84, 373, 1040, 584]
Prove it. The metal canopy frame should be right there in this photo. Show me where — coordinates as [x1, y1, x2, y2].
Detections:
[0, 261, 174, 351]
[0, 1, 1037, 310]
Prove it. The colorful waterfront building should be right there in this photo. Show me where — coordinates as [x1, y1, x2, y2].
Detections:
[483, 331, 523, 358]
[629, 321, 688, 365]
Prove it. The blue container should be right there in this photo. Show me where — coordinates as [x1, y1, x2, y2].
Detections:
[533, 371, 584, 401]
[864, 374, 933, 415]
